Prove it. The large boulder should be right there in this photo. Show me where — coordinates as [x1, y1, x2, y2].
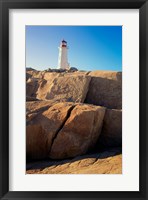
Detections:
[26, 73, 91, 102]
[50, 104, 106, 159]
[98, 109, 122, 147]
[26, 101, 73, 159]
[26, 101, 106, 160]
[46, 75, 91, 103]
[85, 71, 122, 109]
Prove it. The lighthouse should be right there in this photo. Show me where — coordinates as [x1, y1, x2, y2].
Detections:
[58, 40, 69, 69]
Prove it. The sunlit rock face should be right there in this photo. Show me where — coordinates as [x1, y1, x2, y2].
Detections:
[27, 148, 122, 174]
[49, 104, 106, 159]
[26, 69, 122, 110]
[85, 71, 122, 109]
[26, 69, 122, 174]
[26, 101, 105, 160]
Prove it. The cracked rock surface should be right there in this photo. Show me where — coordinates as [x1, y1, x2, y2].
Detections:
[26, 101, 73, 159]
[45, 75, 91, 102]
[26, 73, 91, 103]
[26, 69, 122, 174]
[50, 104, 106, 159]
[26, 101, 105, 160]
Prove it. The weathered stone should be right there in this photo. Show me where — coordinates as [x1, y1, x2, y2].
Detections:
[26, 67, 35, 71]
[26, 78, 40, 97]
[99, 109, 122, 147]
[26, 100, 56, 114]
[26, 69, 44, 79]
[26, 96, 39, 101]
[26, 125, 48, 159]
[36, 79, 51, 100]
[64, 71, 89, 76]
[26, 102, 73, 159]
[26, 72, 60, 100]
[42, 72, 59, 81]
[26, 101, 107, 160]
[46, 75, 91, 103]
[85, 71, 122, 109]
[26, 72, 32, 81]
[26, 147, 122, 174]
[36, 73, 60, 100]
[50, 104, 106, 159]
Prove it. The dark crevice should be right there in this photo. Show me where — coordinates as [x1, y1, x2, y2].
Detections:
[86, 71, 91, 75]
[84, 76, 92, 104]
[49, 105, 76, 154]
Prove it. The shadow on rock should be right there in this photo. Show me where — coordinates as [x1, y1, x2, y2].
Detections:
[26, 147, 122, 172]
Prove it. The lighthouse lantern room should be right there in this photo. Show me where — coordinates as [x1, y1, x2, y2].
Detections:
[58, 40, 69, 69]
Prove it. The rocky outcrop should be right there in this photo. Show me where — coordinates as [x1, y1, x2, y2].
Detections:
[26, 101, 105, 160]
[50, 104, 106, 159]
[26, 70, 122, 109]
[45, 75, 91, 103]
[36, 73, 60, 100]
[26, 69, 122, 175]
[26, 72, 32, 81]
[26, 78, 40, 97]
[43, 72, 59, 81]
[26, 101, 73, 159]
[26, 69, 44, 79]
[26, 100, 55, 113]
[26, 71, 91, 103]
[99, 109, 122, 147]
[26, 73, 59, 100]
[26, 96, 39, 101]
[26, 147, 122, 174]
[64, 71, 89, 76]
[85, 71, 122, 109]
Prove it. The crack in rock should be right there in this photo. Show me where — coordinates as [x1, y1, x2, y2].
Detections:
[48, 105, 76, 154]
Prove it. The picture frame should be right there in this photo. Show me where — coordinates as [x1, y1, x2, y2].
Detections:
[0, 0, 147, 199]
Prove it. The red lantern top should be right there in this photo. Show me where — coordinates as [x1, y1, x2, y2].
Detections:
[61, 39, 67, 47]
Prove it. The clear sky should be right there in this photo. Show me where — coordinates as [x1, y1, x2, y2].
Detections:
[26, 26, 122, 71]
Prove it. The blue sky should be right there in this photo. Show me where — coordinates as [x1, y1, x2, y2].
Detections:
[26, 26, 122, 71]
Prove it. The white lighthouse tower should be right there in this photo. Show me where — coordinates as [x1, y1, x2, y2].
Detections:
[58, 40, 69, 69]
